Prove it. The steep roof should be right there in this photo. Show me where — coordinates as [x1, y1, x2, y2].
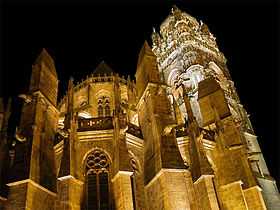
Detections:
[93, 61, 115, 75]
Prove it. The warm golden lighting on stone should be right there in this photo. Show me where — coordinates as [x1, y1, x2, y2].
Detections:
[0, 5, 279, 210]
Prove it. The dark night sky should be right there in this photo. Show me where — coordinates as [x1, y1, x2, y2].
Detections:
[1, 0, 279, 186]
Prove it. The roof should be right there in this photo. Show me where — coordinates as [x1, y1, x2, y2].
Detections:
[93, 61, 115, 75]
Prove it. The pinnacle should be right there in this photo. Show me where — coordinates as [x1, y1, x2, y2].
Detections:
[34, 48, 57, 77]
[137, 41, 155, 68]
[171, 5, 181, 13]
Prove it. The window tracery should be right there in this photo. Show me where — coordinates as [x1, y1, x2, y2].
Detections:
[85, 149, 110, 210]
[97, 96, 111, 117]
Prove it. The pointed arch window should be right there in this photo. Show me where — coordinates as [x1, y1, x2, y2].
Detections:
[97, 96, 111, 117]
[98, 105, 104, 117]
[85, 149, 110, 210]
[105, 105, 110, 117]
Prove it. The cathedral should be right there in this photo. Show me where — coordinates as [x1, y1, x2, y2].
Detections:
[0, 6, 280, 210]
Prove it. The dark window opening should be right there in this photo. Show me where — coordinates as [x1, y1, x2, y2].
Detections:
[131, 174, 137, 210]
[85, 149, 110, 210]
[98, 105, 103, 117]
[105, 105, 110, 117]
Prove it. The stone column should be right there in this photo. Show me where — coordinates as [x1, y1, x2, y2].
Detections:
[112, 171, 134, 210]
[243, 186, 267, 210]
[145, 169, 198, 210]
[218, 181, 248, 210]
[56, 176, 84, 210]
[5, 180, 56, 210]
[194, 175, 219, 210]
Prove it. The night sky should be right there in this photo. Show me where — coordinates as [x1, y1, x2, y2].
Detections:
[1, 0, 279, 186]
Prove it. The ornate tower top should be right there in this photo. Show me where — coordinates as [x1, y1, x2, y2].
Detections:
[152, 6, 226, 69]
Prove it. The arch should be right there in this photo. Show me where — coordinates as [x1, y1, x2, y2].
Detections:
[96, 90, 112, 118]
[85, 150, 109, 172]
[95, 89, 111, 99]
[208, 61, 225, 77]
[82, 148, 112, 210]
[167, 68, 181, 87]
[185, 64, 204, 75]
[82, 147, 112, 176]
[183, 64, 205, 90]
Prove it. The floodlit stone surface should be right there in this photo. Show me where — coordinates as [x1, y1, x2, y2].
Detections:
[0, 5, 279, 210]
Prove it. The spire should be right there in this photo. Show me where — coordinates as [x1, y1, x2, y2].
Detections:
[171, 5, 181, 14]
[135, 41, 161, 97]
[34, 48, 57, 77]
[137, 41, 156, 68]
[151, 27, 161, 48]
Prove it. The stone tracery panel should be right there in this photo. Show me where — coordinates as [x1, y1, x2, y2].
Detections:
[84, 148, 111, 210]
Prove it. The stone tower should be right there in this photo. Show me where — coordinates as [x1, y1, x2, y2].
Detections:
[151, 6, 280, 210]
[0, 6, 279, 210]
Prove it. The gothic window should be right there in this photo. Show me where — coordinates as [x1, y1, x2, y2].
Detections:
[97, 96, 111, 117]
[105, 105, 110, 117]
[98, 105, 103, 117]
[85, 149, 110, 210]
[87, 172, 98, 209]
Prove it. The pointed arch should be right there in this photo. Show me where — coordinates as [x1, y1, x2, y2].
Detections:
[82, 148, 112, 210]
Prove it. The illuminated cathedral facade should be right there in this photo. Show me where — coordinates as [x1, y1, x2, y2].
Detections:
[0, 6, 280, 210]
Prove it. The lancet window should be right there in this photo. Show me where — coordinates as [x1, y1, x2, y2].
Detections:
[97, 96, 111, 117]
[85, 149, 110, 210]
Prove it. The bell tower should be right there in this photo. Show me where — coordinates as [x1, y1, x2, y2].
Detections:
[151, 6, 280, 210]
[5, 49, 59, 210]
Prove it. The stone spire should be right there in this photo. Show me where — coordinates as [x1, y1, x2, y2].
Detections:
[30, 48, 59, 106]
[34, 48, 57, 78]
